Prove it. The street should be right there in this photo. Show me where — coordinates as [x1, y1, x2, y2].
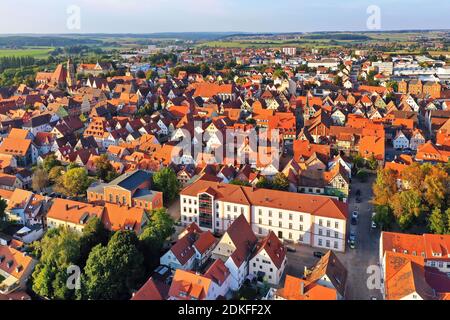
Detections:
[284, 176, 382, 300]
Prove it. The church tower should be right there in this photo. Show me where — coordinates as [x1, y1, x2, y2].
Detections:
[66, 58, 76, 88]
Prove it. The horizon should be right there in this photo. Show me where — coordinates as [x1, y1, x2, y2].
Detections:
[0, 0, 449, 34]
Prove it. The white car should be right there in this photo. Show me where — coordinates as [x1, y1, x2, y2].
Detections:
[352, 211, 359, 220]
[371, 212, 377, 229]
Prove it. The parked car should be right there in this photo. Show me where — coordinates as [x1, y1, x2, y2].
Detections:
[313, 251, 325, 258]
[356, 197, 362, 203]
[355, 189, 361, 197]
[351, 217, 358, 226]
[349, 240, 356, 249]
[348, 231, 356, 243]
[286, 246, 296, 253]
[371, 212, 377, 229]
[352, 211, 359, 220]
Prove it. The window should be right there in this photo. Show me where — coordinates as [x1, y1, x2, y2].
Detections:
[335, 222, 339, 229]
[183, 198, 186, 203]
[334, 242, 338, 249]
[326, 230, 330, 237]
[279, 212, 282, 219]
[318, 239, 323, 246]
[335, 231, 338, 238]
[289, 223, 292, 230]
[258, 218, 262, 224]
[326, 240, 330, 248]
[188, 199, 191, 204]
[279, 221, 282, 228]
[258, 209, 262, 215]
[227, 205, 231, 212]
[258, 227, 262, 234]
[289, 233, 292, 240]
[289, 214, 292, 220]
[319, 219, 323, 226]
[299, 224, 303, 231]
[269, 210, 272, 217]
[234, 206, 237, 213]
[318, 229, 323, 236]
[269, 220, 272, 226]
[299, 215, 303, 222]
[327, 220, 331, 228]
[299, 235, 303, 242]
[241, 207, 244, 215]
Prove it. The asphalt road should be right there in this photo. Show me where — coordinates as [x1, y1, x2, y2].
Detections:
[284, 176, 383, 300]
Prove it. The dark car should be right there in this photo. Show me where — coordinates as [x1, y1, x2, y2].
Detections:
[351, 217, 358, 225]
[286, 246, 296, 253]
[355, 189, 361, 197]
[313, 251, 325, 258]
[356, 197, 362, 203]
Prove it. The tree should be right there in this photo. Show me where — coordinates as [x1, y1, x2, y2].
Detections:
[31, 228, 82, 299]
[42, 154, 61, 173]
[256, 176, 273, 189]
[400, 162, 425, 191]
[391, 190, 424, 230]
[32, 168, 49, 192]
[423, 166, 449, 210]
[81, 231, 145, 300]
[367, 155, 378, 170]
[139, 208, 174, 271]
[428, 208, 447, 234]
[373, 205, 394, 230]
[356, 169, 368, 182]
[94, 154, 117, 182]
[59, 167, 92, 197]
[79, 216, 110, 266]
[152, 167, 180, 203]
[272, 173, 289, 191]
[48, 166, 65, 182]
[0, 198, 7, 231]
[372, 168, 398, 206]
[229, 179, 251, 186]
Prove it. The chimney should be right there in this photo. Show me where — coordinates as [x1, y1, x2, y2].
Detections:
[300, 281, 305, 295]
[65, 204, 69, 210]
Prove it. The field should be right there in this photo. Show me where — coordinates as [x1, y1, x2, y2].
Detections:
[0, 46, 54, 59]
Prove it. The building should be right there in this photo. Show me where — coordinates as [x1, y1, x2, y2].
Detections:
[379, 232, 450, 300]
[304, 251, 347, 299]
[282, 47, 297, 56]
[46, 199, 104, 232]
[0, 245, 36, 295]
[160, 223, 216, 271]
[265, 274, 337, 300]
[87, 170, 163, 210]
[249, 230, 287, 285]
[180, 181, 348, 252]
[212, 215, 258, 290]
[168, 259, 231, 300]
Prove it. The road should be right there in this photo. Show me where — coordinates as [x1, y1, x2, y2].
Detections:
[285, 176, 382, 300]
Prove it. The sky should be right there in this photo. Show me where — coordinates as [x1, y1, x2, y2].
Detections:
[0, 0, 449, 34]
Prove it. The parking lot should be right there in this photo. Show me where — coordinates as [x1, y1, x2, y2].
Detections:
[285, 176, 383, 300]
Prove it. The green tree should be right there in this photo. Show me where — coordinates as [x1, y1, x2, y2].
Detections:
[31, 228, 81, 299]
[59, 167, 92, 197]
[48, 166, 65, 182]
[256, 176, 273, 189]
[139, 208, 174, 270]
[81, 231, 145, 300]
[373, 205, 394, 230]
[94, 154, 117, 182]
[229, 179, 251, 186]
[391, 190, 424, 230]
[428, 208, 447, 234]
[272, 173, 290, 191]
[153, 167, 180, 203]
[42, 154, 61, 173]
[0, 198, 7, 231]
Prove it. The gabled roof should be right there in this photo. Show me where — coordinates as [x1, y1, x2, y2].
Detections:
[307, 251, 347, 297]
[252, 230, 286, 269]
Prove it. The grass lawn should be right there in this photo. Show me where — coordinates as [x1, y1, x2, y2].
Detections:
[0, 46, 54, 59]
